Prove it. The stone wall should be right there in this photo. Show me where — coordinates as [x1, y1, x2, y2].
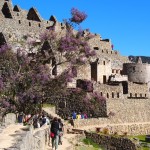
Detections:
[85, 131, 137, 150]
[123, 63, 150, 83]
[3, 113, 16, 125]
[16, 126, 49, 150]
[94, 84, 124, 99]
[77, 64, 91, 80]
[107, 98, 150, 123]
[128, 82, 148, 98]
[73, 98, 150, 137]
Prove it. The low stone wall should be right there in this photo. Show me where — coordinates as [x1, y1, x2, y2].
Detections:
[85, 131, 137, 150]
[74, 118, 150, 136]
[107, 99, 150, 123]
[15, 126, 49, 150]
[3, 113, 16, 125]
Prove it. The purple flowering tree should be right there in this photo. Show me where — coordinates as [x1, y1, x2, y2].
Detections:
[0, 8, 103, 117]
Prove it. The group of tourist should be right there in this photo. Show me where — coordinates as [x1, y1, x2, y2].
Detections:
[17, 112, 50, 128]
[18, 112, 64, 150]
[72, 111, 88, 119]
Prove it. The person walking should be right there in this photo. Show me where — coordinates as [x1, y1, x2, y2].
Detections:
[58, 118, 64, 145]
[50, 117, 60, 150]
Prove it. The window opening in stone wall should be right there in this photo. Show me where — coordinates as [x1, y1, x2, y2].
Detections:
[39, 23, 41, 27]
[101, 92, 103, 96]
[2, 2, 13, 18]
[13, 5, 20, 12]
[19, 20, 21, 24]
[94, 47, 99, 50]
[140, 93, 142, 97]
[103, 61, 105, 65]
[91, 62, 97, 82]
[102, 50, 104, 53]
[111, 51, 113, 54]
[47, 21, 49, 24]
[122, 81, 128, 94]
[130, 93, 132, 97]
[0, 32, 7, 46]
[135, 93, 137, 97]
[112, 92, 114, 98]
[145, 94, 147, 97]
[17, 13, 19, 16]
[116, 70, 119, 74]
[107, 93, 109, 98]
[52, 65, 57, 75]
[112, 69, 115, 73]
[27, 8, 41, 22]
[29, 22, 31, 26]
[9, 34, 11, 38]
[117, 93, 119, 98]
[103, 75, 106, 84]
[133, 66, 135, 71]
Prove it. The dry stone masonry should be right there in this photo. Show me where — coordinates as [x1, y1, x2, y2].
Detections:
[0, 1, 150, 148]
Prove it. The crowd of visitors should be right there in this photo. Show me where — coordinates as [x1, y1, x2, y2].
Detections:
[17, 111, 50, 128]
[72, 111, 88, 119]
[18, 112, 64, 150]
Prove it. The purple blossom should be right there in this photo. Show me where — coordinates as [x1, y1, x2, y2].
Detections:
[59, 36, 78, 52]
[28, 39, 36, 46]
[0, 77, 4, 90]
[85, 46, 91, 55]
[0, 44, 11, 53]
[17, 48, 22, 57]
[89, 50, 96, 56]
[2, 100, 10, 107]
[79, 56, 87, 63]
[70, 8, 87, 24]
[40, 32, 49, 41]
[40, 30, 56, 42]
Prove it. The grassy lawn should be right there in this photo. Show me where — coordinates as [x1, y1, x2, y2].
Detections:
[129, 135, 150, 150]
[129, 135, 146, 141]
[76, 138, 104, 150]
[42, 103, 55, 108]
[77, 146, 103, 150]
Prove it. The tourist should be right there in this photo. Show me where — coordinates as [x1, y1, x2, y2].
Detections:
[81, 113, 85, 119]
[72, 111, 77, 119]
[38, 115, 43, 127]
[84, 112, 88, 119]
[76, 112, 81, 119]
[18, 112, 24, 123]
[58, 118, 64, 145]
[50, 117, 60, 150]
[33, 118, 38, 128]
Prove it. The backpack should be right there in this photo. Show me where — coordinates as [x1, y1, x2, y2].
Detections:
[42, 117, 46, 124]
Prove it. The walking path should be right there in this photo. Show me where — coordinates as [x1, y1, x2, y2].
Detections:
[46, 133, 78, 150]
[1, 107, 150, 150]
[0, 124, 27, 149]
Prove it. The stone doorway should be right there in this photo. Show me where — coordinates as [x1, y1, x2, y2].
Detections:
[91, 62, 97, 82]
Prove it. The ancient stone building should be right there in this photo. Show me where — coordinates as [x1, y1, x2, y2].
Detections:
[0, 0, 150, 119]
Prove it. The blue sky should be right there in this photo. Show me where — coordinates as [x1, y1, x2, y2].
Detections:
[12, 0, 150, 56]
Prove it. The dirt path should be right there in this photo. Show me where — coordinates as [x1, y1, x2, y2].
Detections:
[0, 124, 27, 149]
[46, 133, 78, 150]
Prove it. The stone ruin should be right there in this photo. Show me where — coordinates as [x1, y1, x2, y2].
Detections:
[0, 0, 150, 122]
